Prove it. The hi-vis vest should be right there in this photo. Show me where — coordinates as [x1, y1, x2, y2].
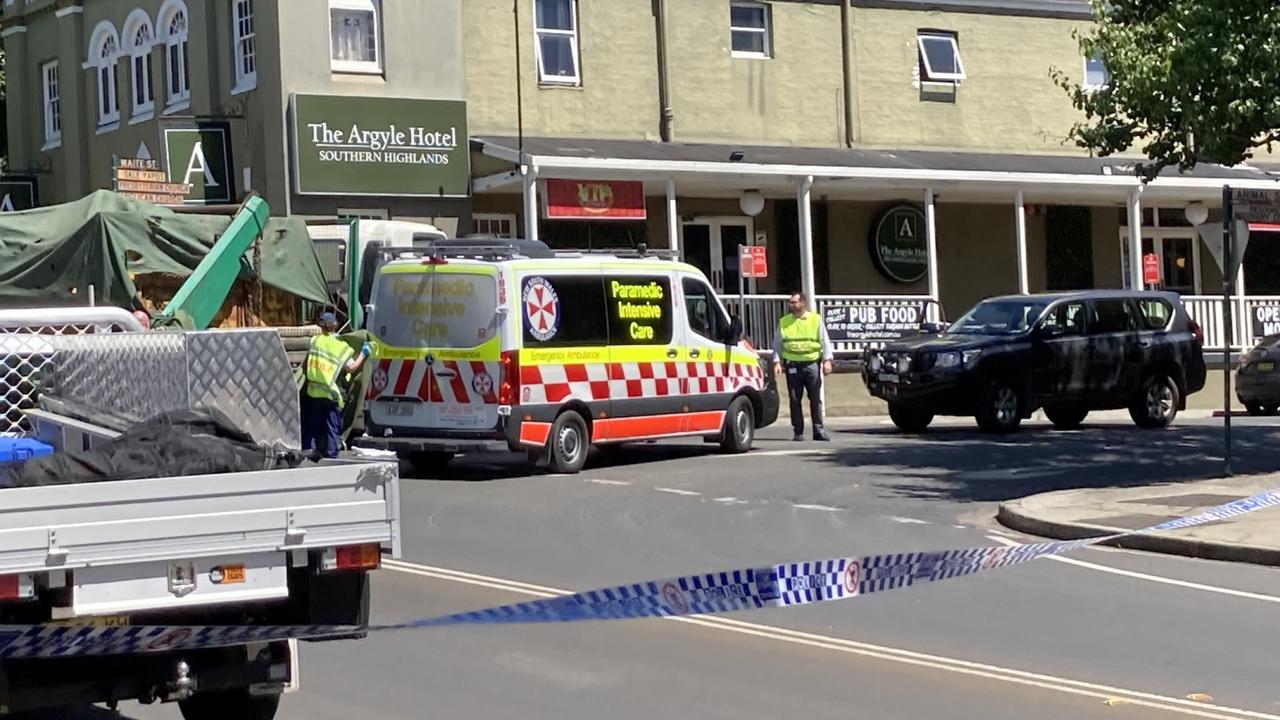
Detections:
[779, 313, 823, 362]
[306, 334, 355, 407]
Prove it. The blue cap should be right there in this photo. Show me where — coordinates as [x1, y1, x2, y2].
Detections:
[319, 312, 338, 325]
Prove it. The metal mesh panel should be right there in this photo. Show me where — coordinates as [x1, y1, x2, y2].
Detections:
[0, 324, 132, 435]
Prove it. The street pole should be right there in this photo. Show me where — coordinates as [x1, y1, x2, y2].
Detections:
[1222, 185, 1234, 477]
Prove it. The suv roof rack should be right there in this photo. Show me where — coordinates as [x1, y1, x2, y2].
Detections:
[553, 244, 680, 260]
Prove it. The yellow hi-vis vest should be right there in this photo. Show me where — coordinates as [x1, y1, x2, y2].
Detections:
[305, 334, 355, 407]
[779, 312, 823, 362]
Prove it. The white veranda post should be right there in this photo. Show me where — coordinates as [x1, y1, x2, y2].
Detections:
[1015, 191, 1030, 294]
[1127, 188, 1143, 289]
[798, 176, 816, 311]
[522, 163, 539, 244]
[666, 180, 679, 253]
[924, 188, 939, 304]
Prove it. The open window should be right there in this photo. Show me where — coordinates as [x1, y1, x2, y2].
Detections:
[917, 31, 965, 83]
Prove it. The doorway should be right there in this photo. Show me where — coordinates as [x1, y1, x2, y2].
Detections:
[681, 217, 756, 294]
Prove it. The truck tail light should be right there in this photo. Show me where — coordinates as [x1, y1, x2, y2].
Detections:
[320, 544, 382, 573]
[1189, 319, 1204, 345]
[0, 574, 34, 601]
[499, 350, 519, 406]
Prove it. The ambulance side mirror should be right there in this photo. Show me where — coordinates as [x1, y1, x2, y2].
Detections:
[724, 315, 744, 344]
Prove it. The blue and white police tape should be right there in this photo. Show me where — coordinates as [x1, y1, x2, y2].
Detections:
[3, 485, 1278, 659]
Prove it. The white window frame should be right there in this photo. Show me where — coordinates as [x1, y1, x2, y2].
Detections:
[1119, 212, 1204, 295]
[729, 1, 771, 59]
[533, 0, 581, 86]
[232, 0, 257, 94]
[1083, 52, 1109, 92]
[41, 60, 61, 149]
[473, 212, 518, 238]
[159, 0, 191, 112]
[917, 32, 966, 83]
[329, 0, 383, 75]
[124, 10, 156, 122]
[88, 21, 121, 131]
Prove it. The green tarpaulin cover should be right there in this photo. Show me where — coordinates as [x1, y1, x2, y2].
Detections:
[0, 190, 330, 308]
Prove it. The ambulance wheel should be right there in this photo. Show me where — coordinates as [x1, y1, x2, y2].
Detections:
[719, 396, 755, 454]
[547, 410, 589, 474]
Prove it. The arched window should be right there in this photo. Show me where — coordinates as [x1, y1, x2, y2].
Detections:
[124, 10, 156, 117]
[158, 0, 191, 108]
[89, 22, 121, 128]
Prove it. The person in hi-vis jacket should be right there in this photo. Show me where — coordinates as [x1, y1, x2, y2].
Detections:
[772, 292, 833, 441]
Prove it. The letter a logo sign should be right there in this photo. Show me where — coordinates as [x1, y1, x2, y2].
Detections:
[164, 125, 234, 204]
[183, 142, 219, 188]
[0, 194, 13, 213]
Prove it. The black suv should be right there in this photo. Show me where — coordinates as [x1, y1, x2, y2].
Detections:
[863, 291, 1207, 433]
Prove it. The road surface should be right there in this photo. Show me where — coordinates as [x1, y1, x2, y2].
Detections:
[76, 415, 1280, 719]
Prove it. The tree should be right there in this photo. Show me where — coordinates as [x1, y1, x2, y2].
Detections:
[1054, 0, 1280, 181]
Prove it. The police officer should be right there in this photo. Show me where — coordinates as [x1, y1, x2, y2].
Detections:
[303, 312, 369, 459]
[772, 292, 833, 441]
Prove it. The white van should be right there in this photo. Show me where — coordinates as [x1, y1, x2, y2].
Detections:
[355, 239, 780, 473]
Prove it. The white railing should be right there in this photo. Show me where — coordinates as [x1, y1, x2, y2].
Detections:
[1183, 295, 1280, 352]
[0, 307, 144, 435]
[720, 294, 941, 357]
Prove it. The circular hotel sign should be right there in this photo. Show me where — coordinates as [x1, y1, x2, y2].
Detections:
[869, 205, 929, 284]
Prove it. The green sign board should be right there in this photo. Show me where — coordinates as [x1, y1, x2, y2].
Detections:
[162, 123, 235, 204]
[0, 177, 38, 212]
[290, 94, 470, 197]
[869, 204, 929, 284]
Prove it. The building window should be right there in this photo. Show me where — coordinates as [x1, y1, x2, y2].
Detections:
[89, 22, 121, 129]
[473, 213, 516, 238]
[1083, 53, 1109, 91]
[534, 0, 580, 85]
[42, 61, 61, 148]
[917, 31, 965, 83]
[160, 0, 191, 110]
[233, 0, 257, 92]
[337, 208, 389, 220]
[730, 2, 770, 58]
[330, 0, 382, 74]
[125, 10, 156, 119]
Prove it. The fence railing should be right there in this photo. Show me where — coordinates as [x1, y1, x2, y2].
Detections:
[720, 294, 941, 357]
[1183, 295, 1280, 353]
[0, 307, 144, 435]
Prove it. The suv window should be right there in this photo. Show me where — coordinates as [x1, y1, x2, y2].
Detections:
[1137, 299, 1173, 330]
[521, 275, 609, 346]
[1039, 302, 1087, 336]
[683, 277, 730, 342]
[1090, 299, 1137, 334]
[606, 275, 673, 345]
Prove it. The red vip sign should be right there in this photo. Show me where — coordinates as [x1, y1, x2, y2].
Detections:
[543, 180, 646, 220]
[738, 245, 768, 278]
[1142, 252, 1161, 286]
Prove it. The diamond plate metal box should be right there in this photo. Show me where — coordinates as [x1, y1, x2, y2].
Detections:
[44, 329, 301, 449]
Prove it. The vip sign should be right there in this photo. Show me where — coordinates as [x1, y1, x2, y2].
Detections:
[290, 94, 470, 197]
[0, 178, 38, 212]
[162, 124, 235, 204]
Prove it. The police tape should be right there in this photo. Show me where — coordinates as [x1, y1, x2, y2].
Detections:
[2, 486, 1278, 659]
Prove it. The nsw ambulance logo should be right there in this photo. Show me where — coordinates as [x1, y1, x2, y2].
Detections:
[523, 277, 560, 342]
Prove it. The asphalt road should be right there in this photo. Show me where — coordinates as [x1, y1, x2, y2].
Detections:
[71, 414, 1280, 720]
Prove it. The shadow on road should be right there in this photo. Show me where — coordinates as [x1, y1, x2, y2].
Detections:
[400, 441, 722, 482]
[826, 423, 1280, 503]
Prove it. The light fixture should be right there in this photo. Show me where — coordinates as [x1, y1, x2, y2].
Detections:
[1185, 201, 1209, 226]
[739, 189, 764, 217]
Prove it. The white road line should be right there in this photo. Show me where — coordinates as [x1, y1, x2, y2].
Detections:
[733, 449, 837, 458]
[655, 487, 701, 496]
[889, 516, 930, 525]
[792, 503, 843, 512]
[382, 559, 1279, 720]
[987, 536, 1280, 605]
[714, 497, 749, 505]
[584, 478, 631, 486]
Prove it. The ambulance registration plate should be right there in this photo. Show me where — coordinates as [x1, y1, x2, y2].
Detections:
[387, 403, 416, 417]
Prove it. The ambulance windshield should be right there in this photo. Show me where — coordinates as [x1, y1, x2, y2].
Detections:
[372, 270, 498, 348]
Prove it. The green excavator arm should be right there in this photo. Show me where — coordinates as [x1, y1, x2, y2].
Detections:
[159, 196, 270, 330]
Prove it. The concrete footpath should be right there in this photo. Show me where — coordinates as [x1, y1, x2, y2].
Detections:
[999, 473, 1280, 567]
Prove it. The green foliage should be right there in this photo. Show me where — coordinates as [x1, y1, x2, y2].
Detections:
[1054, 0, 1280, 181]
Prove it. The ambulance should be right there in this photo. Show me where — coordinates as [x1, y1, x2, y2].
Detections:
[357, 238, 780, 473]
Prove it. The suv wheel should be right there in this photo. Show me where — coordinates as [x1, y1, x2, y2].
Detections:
[1130, 374, 1180, 429]
[548, 410, 590, 473]
[719, 396, 755, 453]
[976, 380, 1022, 433]
[1044, 406, 1088, 430]
[1245, 402, 1278, 417]
[888, 402, 934, 433]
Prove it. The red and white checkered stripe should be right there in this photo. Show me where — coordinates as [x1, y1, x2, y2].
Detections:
[371, 359, 499, 405]
[520, 360, 765, 405]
